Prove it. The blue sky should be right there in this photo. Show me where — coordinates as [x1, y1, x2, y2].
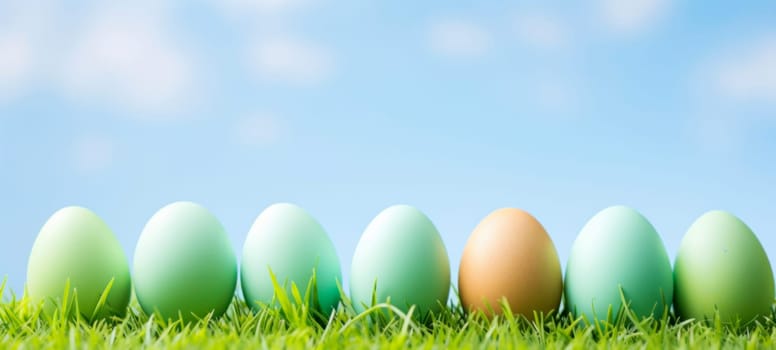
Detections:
[1, 0, 776, 296]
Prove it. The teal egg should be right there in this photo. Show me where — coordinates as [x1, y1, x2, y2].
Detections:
[241, 203, 342, 314]
[27, 206, 131, 320]
[564, 206, 673, 322]
[350, 205, 450, 315]
[133, 202, 237, 322]
[674, 210, 774, 323]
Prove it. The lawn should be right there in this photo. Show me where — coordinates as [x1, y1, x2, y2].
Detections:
[1, 279, 774, 349]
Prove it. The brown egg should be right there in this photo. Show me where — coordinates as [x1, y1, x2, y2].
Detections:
[458, 208, 562, 319]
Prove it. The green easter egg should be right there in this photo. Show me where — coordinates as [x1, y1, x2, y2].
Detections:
[564, 206, 673, 322]
[241, 203, 342, 314]
[133, 201, 237, 322]
[27, 206, 131, 320]
[350, 205, 450, 315]
[674, 210, 774, 323]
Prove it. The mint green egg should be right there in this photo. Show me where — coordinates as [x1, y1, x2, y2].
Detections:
[350, 205, 450, 315]
[674, 210, 774, 323]
[241, 203, 342, 314]
[133, 202, 237, 322]
[27, 206, 131, 320]
[564, 206, 673, 322]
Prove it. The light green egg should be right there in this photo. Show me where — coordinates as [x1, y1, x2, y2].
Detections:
[133, 201, 237, 322]
[241, 203, 342, 314]
[564, 205, 673, 323]
[27, 206, 131, 320]
[350, 205, 450, 315]
[674, 210, 774, 323]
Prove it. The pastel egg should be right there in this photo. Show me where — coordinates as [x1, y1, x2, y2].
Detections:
[27, 206, 131, 320]
[564, 206, 673, 322]
[674, 210, 774, 323]
[350, 205, 450, 315]
[458, 208, 562, 319]
[133, 201, 237, 322]
[241, 203, 342, 314]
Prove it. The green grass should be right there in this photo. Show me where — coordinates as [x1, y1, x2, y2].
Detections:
[1, 278, 775, 349]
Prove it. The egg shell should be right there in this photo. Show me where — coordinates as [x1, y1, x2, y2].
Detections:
[564, 205, 673, 322]
[458, 208, 562, 319]
[241, 203, 342, 314]
[133, 201, 237, 322]
[674, 210, 775, 323]
[350, 205, 450, 315]
[27, 206, 131, 320]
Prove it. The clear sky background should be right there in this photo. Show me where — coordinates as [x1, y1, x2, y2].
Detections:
[1, 0, 775, 296]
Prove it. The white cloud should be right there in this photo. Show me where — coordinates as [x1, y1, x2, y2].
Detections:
[690, 36, 776, 153]
[0, 31, 32, 99]
[599, 0, 670, 35]
[0, 0, 59, 102]
[73, 135, 114, 174]
[513, 13, 569, 50]
[60, 6, 196, 115]
[0, 2, 198, 116]
[248, 37, 334, 85]
[234, 114, 284, 146]
[429, 19, 491, 58]
[710, 38, 776, 104]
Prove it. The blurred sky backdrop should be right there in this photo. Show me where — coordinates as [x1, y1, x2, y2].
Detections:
[1, 0, 776, 296]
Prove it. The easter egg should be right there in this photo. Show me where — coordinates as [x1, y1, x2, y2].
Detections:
[458, 208, 562, 319]
[27, 206, 131, 320]
[674, 210, 774, 323]
[564, 206, 673, 322]
[241, 203, 342, 314]
[350, 205, 450, 315]
[133, 201, 237, 322]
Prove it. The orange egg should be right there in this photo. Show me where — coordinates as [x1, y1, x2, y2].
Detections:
[458, 208, 562, 319]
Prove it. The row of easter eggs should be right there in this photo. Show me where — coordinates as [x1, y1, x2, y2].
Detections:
[25, 202, 774, 324]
